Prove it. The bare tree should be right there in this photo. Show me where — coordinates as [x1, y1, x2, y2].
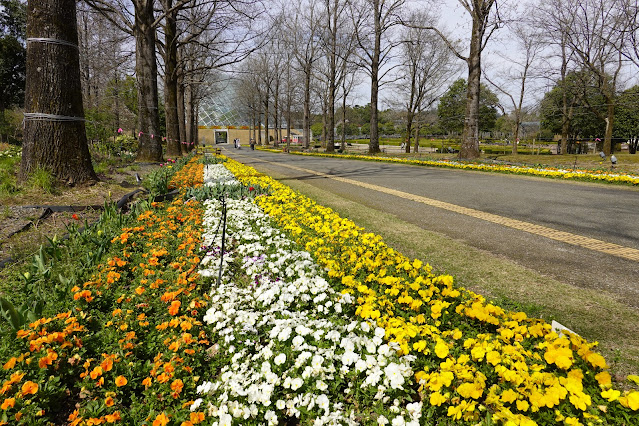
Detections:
[338, 53, 360, 150]
[162, 0, 263, 156]
[620, 0, 639, 68]
[532, 0, 578, 154]
[562, 0, 631, 155]
[484, 19, 542, 154]
[77, 4, 135, 135]
[404, 0, 502, 159]
[287, 0, 322, 148]
[397, 10, 459, 153]
[84, 0, 173, 161]
[351, 0, 405, 154]
[318, 0, 352, 152]
[21, 0, 97, 184]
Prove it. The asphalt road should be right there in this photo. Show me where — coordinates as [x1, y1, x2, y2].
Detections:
[221, 146, 639, 308]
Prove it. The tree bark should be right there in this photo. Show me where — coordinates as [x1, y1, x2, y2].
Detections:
[341, 81, 347, 150]
[264, 88, 270, 145]
[560, 41, 569, 155]
[405, 70, 417, 154]
[186, 83, 196, 146]
[303, 64, 311, 148]
[134, 0, 162, 162]
[176, 70, 188, 153]
[413, 109, 420, 153]
[368, 1, 381, 154]
[163, 0, 181, 158]
[460, 17, 482, 159]
[274, 67, 280, 146]
[21, 0, 97, 184]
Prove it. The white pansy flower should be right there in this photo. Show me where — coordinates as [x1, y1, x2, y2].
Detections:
[316, 380, 328, 391]
[274, 353, 286, 366]
[290, 377, 304, 390]
[341, 350, 359, 366]
[190, 398, 203, 411]
[292, 335, 305, 348]
[218, 413, 232, 426]
[384, 363, 405, 389]
[391, 415, 405, 426]
[316, 394, 330, 411]
[406, 401, 422, 418]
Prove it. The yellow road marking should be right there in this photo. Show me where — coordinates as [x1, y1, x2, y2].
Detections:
[242, 154, 639, 262]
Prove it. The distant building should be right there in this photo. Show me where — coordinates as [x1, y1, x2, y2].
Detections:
[198, 79, 301, 146]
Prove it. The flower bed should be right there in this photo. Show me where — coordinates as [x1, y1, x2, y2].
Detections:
[195, 167, 422, 424]
[221, 156, 639, 425]
[0, 157, 214, 425]
[1, 154, 637, 425]
[285, 150, 639, 186]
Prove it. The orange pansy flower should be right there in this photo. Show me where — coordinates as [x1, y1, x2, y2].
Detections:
[3, 358, 16, 370]
[21, 381, 38, 395]
[170, 379, 184, 393]
[90, 366, 103, 380]
[1, 398, 15, 410]
[114, 376, 127, 387]
[168, 300, 181, 316]
[152, 412, 170, 426]
[105, 411, 121, 422]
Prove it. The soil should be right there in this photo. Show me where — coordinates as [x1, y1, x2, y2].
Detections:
[0, 162, 159, 268]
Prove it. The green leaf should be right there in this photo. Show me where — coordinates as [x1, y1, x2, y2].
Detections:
[0, 297, 24, 330]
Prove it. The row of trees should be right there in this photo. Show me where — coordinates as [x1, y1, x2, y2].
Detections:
[9, 0, 263, 185]
[232, 0, 639, 157]
[3, 0, 639, 184]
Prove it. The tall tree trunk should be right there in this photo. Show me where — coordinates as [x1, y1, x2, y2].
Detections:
[303, 65, 311, 148]
[413, 109, 420, 153]
[177, 70, 187, 153]
[369, 20, 381, 153]
[274, 70, 280, 146]
[341, 83, 347, 150]
[257, 88, 263, 145]
[326, 5, 337, 153]
[405, 113, 413, 154]
[461, 19, 482, 159]
[186, 83, 196, 146]
[163, 0, 181, 157]
[321, 98, 327, 148]
[134, 0, 162, 162]
[192, 99, 199, 148]
[264, 89, 270, 145]
[559, 39, 569, 155]
[81, 11, 91, 107]
[114, 70, 120, 129]
[513, 119, 520, 155]
[21, 0, 97, 184]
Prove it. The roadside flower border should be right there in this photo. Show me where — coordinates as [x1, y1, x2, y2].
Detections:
[279, 149, 639, 186]
[222, 155, 639, 425]
[195, 174, 424, 424]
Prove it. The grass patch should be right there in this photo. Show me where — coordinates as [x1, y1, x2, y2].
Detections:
[26, 166, 58, 194]
[0, 157, 19, 195]
[93, 160, 110, 174]
[273, 171, 639, 382]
